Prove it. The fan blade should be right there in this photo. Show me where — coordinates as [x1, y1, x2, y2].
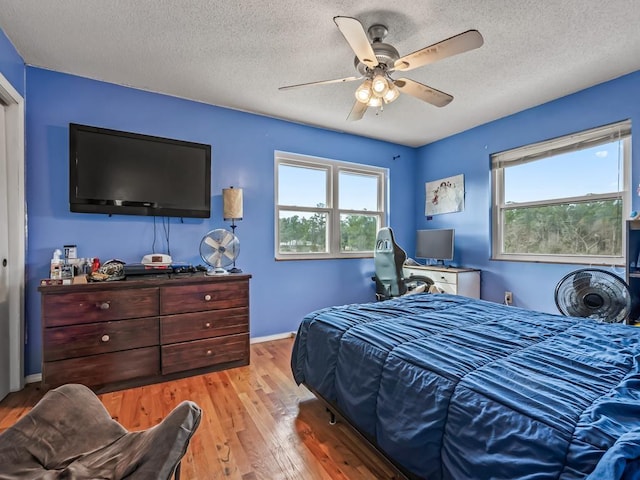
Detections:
[222, 249, 236, 261]
[394, 78, 453, 107]
[347, 100, 368, 121]
[219, 233, 234, 248]
[394, 30, 484, 72]
[203, 252, 219, 264]
[279, 76, 362, 91]
[333, 16, 379, 69]
[204, 236, 222, 250]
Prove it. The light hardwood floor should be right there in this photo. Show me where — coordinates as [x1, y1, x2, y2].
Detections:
[0, 337, 401, 479]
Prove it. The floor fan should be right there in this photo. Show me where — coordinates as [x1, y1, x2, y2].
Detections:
[554, 268, 631, 323]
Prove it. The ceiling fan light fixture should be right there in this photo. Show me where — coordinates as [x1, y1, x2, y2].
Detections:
[355, 79, 373, 103]
[372, 74, 389, 96]
[383, 84, 400, 103]
[367, 96, 382, 108]
[279, 18, 484, 122]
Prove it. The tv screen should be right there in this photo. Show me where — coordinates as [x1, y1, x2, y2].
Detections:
[69, 123, 211, 218]
[416, 228, 454, 263]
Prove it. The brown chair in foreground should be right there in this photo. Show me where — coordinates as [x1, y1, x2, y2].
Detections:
[0, 383, 201, 480]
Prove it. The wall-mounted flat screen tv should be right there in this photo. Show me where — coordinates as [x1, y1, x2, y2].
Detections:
[69, 123, 211, 218]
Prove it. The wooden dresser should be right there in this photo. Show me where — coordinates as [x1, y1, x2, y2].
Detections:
[39, 273, 251, 392]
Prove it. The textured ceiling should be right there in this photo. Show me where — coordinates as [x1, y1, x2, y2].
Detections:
[0, 1, 639, 147]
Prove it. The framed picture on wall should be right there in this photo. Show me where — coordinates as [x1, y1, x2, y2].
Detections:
[425, 174, 464, 215]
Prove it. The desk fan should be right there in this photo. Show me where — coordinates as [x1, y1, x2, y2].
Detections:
[199, 229, 240, 275]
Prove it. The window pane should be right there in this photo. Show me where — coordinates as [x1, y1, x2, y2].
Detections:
[340, 214, 378, 252]
[502, 199, 622, 256]
[504, 141, 622, 203]
[278, 211, 327, 253]
[339, 171, 378, 210]
[278, 164, 327, 208]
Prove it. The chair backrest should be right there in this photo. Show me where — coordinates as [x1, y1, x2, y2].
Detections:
[374, 227, 407, 298]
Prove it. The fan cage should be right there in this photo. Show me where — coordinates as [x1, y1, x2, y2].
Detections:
[554, 268, 631, 324]
[199, 228, 240, 271]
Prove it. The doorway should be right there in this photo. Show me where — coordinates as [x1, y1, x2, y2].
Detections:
[0, 72, 25, 401]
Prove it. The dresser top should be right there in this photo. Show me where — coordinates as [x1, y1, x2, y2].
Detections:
[403, 265, 479, 274]
[38, 272, 251, 293]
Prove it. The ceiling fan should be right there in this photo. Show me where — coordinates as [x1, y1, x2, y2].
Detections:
[279, 16, 484, 121]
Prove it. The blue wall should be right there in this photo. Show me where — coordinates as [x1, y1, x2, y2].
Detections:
[24, 67, 418, 375]
[9, 22, 640, 376]
[0, 28, 24, 96]
[416, 70, 640, 312]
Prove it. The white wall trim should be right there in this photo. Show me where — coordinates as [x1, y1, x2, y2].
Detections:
[0, 72, 25, 393]
[250, 332, 296, 344]
[25, 373, 42, 385]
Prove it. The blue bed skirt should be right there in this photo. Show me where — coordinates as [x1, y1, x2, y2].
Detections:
[291, 294, 640, 479]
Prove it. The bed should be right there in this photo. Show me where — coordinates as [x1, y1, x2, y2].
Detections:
[291, 293, 640, 480]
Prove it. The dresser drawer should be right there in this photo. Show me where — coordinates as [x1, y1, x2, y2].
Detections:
[161, 333, 249, 375]
[43, 317, 159, 362]
[43, 346, 160, 389]
[161, 307, 249, 344]
[42, 287, 159, 327]
[427, 271, 457, 285]
[160, 280, 249, 315]
[433, 281, 457, 295]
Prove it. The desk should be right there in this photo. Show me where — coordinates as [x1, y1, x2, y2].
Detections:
[403, 265, 480, 299]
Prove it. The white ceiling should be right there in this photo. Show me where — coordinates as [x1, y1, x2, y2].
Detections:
[0, 1, 639, 147]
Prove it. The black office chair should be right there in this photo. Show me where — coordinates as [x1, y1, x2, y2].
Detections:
[373, 227, 433, 301]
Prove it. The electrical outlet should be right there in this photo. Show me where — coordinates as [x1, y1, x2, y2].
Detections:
[504, 291, 513, 305]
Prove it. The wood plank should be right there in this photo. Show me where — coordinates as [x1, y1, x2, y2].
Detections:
[0, 338, 403, 479]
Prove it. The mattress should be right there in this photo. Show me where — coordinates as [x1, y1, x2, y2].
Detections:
[291, 293, 640, 479]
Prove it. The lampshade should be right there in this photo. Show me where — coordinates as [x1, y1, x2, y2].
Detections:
[383, 84, 400, 103]
[355, 79, 373, 104]
[367, 96, 382, 108]
[223, 187, 243, 220]
[372, 74, 389, 96]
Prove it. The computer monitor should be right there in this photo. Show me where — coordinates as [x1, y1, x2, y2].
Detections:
[416, 229, 454, 265]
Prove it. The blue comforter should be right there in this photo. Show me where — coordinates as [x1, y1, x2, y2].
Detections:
[290, 294, 640, 479]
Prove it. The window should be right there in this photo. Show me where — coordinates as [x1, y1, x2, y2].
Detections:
[492, 120, 631, 265]
[275, 151, 387, 260]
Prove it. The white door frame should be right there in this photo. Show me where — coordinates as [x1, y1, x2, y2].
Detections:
[0, 72, 25, 392]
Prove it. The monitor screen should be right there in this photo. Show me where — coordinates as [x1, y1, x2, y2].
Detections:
[416, 229, 455, 263]
[69, 123, 211, 218]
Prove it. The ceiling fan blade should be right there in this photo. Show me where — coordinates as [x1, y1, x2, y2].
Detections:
[394, 78, 453, 107]
[279, 76, 362, 91]
[333, 16, 379, 69]
[394, 30, 484, 72]
[347, 101, 368, 121]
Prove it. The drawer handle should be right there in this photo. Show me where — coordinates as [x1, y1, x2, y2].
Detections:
[205, 322, 212, 328]
[204, 294, 212, 301]
[206, 350, 213, 356]
[97, 302, 110, 310]
[101, 334, 110, 342]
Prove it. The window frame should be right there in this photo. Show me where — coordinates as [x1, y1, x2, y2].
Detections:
[274, 151, 387, 260]
[491, 120, 631, 265]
